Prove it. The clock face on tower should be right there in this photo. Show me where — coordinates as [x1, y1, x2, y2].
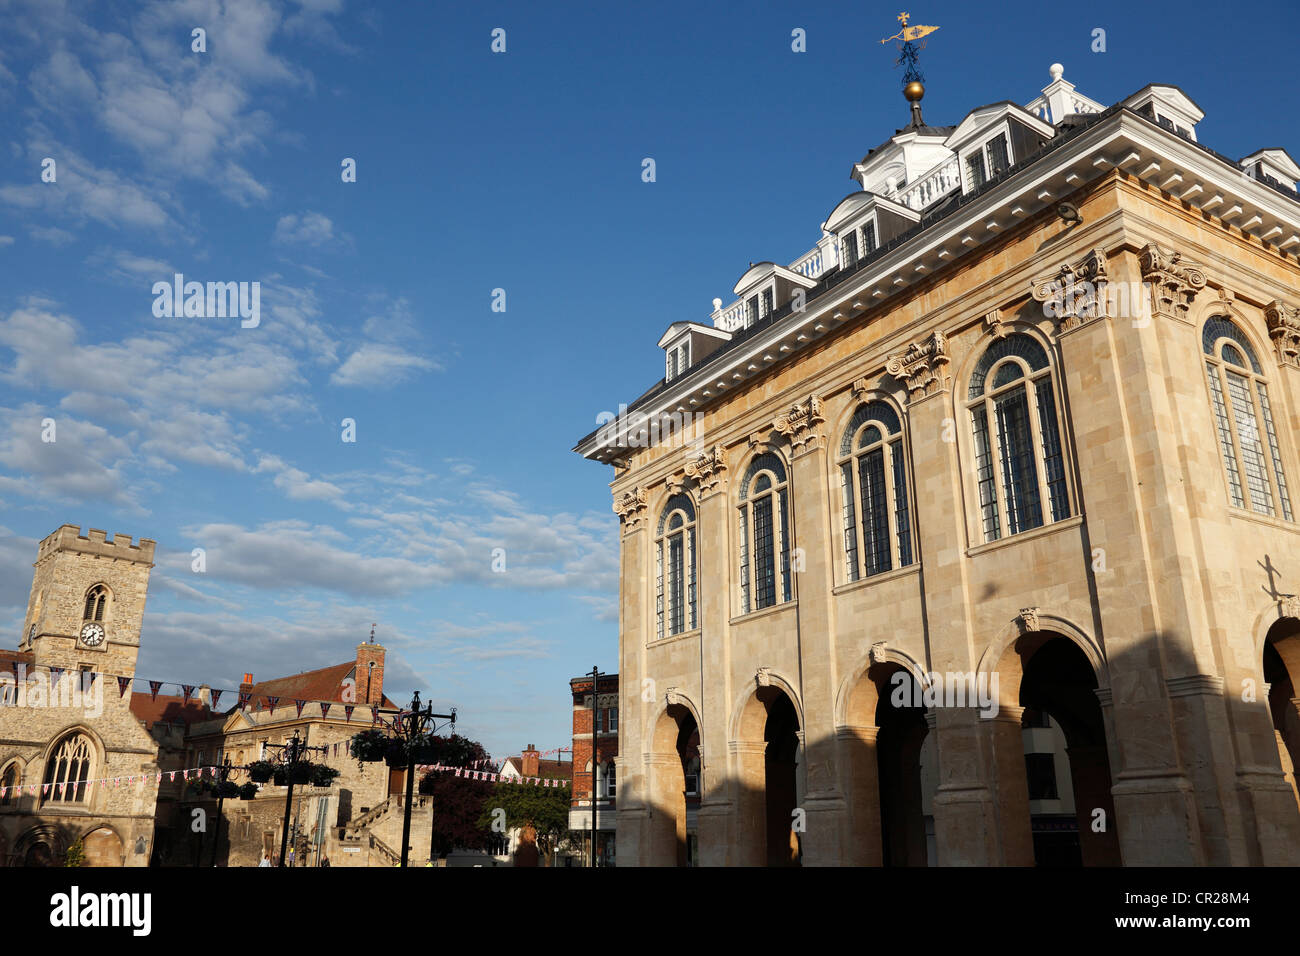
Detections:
[80, 622, 105, 647]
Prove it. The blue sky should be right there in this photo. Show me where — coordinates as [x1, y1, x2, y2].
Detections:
[0, 0, 1295, 760]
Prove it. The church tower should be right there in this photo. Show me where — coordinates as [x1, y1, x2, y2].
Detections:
[19, 525, 156, 679]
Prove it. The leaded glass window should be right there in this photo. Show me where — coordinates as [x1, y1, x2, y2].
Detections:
[839, 400, 915, 581]
[738, 453, 792, 613]
[655, 494, 698, 638]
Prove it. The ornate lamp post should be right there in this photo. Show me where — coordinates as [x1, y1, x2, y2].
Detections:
[263, 729, 329, 868]
[588, 665, 602, 868]
[374, 690, 455, 867]
[208, 757, 234, 867]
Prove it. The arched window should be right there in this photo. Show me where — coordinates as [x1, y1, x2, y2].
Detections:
[655, 494, 697, 639]
[1, 761, 20, 805]
[839, 400, 914, 580]
[83, 585, 108, 622]
[42, 734, 93, 804]
[604, 761, 616, 798]
[1203, 317, 1292, 519]
[738, 453, 792, 614]
[967, 334, 1071, 542]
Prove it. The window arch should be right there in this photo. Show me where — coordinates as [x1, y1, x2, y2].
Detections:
[42, 733, 94, 804]
[1203, 317, 1292, 519]
[967, 333, 1071, 542]
[1, 760, 20, 806]
[656, 494, 697, 639]
[839, 401, 914, 579]
[738, 453, 792, 614]
[83, 585, 108, 622]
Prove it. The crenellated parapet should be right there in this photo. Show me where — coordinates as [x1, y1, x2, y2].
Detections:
[36, 525, 157, 565]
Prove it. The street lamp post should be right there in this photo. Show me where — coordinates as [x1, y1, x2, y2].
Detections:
[588, 665, 601, 868]
[262, 729, 328, 868]
[374, 690, 455, 867]
[208, 757, 233, 867]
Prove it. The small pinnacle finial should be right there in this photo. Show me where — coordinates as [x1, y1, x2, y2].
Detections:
[369, 622, 376, 643]
[1050, 63, 1064, 81]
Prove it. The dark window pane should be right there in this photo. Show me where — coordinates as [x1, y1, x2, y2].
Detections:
[972, 407, 1000, 541]
[1025, 753, 1058, 801]
[858, 448, 891, 576]
[987, 133, 1010, 177]
[1035, 380, 1070, 523]
[995, 387, 1043, 535]
[891, 442, 913, 567]
[669, 534, 684, 634]
[754, 496, 776, 610]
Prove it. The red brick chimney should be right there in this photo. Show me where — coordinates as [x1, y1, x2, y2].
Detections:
[356, 642, 386, 706]
[239, 673, 254, 698]
[521, 744, 540, 778]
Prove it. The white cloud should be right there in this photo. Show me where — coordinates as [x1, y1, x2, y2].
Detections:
[331, 344, 439, 387]
[273, 211, 337, 246]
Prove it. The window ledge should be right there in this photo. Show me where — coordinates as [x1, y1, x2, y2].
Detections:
[648, 628, 700, 649]
[832, 563, 921, 596]
[965, 514, 1084, 558]
[729, 600, 797, 627]
[1226, 506, 1297, 533]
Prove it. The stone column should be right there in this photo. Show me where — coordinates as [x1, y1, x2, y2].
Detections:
[773, 395, 847, 865]
[1066, 744, 1121, 866]
[612, 486, 650, 865]
[983, 705, 1034, 865]
[729, 740, 766, 866]
[836, 725, 883, 866]
[685, 446, 735, 867]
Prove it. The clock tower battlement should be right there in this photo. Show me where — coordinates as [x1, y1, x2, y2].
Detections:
[20, 525, 156, 679]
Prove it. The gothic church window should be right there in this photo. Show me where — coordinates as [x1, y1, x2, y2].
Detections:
[42, 733, 94, 804]
[83, 584, 108, 622]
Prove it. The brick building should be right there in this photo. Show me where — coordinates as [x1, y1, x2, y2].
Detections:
[568, 673, 619, 865]
[497, 744, 573, 865]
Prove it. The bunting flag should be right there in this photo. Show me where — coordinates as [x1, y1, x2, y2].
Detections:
[210, 689, 223, 710]
[344, 705, 354, 722]
[181, 684, 195, 703]
[320, 703, 331, 719]
[117, 676, 131, 697]
[149, 681, 163, 701]
[238, 692, 251, 711]
[293, 699, 306, 717]
[266, 695, 280, 711]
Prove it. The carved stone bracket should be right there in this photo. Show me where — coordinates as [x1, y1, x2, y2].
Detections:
[985, 308, 1006, 339]
[1265, 300, 1300, 369]
[613, 486, 649, 532]
[1031, 247, 1109, 333]
[1017, 607, 1041, 634]
[1282, 595, 1300, 621]
[756, 666, 773, 688]
[869, 642, 889, 664]
[1139, 243, 1206, 322]
[684, 444, 728, 497]
[850, 377, 871, 401]
[665, 686, 685, 708]
[772, 395, 827, 457]
[665, 472, 685, 496]
[884, 330, 950, 402]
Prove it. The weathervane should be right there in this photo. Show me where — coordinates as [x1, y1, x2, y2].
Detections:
[880, 12, 940, 125]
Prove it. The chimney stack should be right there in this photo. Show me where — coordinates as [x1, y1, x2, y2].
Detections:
[356, 641, 386, 706]
[521, 744, 540, 778]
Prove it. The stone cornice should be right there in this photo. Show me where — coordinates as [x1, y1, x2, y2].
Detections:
[884, 330, 950, 402]
[1265, 300, 1300, 369]
[1138, 242, 1207, 322]
[1031, 247, 1110, 333]
[772, 395, 827, 457]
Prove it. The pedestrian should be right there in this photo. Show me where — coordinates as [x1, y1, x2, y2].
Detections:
[258, 852, 271, 868]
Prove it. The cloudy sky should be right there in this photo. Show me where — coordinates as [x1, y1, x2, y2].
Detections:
[1, 0, 1295, 758]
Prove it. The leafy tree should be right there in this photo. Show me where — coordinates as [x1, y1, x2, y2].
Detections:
[64, 839, 85, 867]
[417, 734, 495, 857]
[479, 782, 572, 866]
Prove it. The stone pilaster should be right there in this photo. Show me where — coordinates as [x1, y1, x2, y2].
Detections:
[614, 484, 649, 865]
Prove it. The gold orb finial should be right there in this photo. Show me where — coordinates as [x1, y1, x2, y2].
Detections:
[904, 80, 925, 102]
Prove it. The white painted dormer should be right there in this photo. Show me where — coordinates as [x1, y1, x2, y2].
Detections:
[1123, 84, 1204, 142]
[659, 322, 730, 382]
[726, 261, 818, 332]
[1240, 149, 1300, 193]
[945, 103, 1054, 194]
[823, 192, 921, 270]
[1024, 63, 1104, 126]
[851, 128, 953, 201]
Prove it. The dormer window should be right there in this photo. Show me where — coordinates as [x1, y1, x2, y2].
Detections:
[744, 288, 774, 329]
[839, 219, 878, 271]
[964, 130, 1011, 191]
[666, 341, 690, 381]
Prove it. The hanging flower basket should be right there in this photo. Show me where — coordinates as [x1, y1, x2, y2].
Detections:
[385, 740, 410, 768]
[237, 783, 258, 800]
[349, 730, 388, 763]
[247, 761, 275, 783]
[310, 764, 340, 788]
[409, 736, 438, 764]
[187, 781, 210, 798]
[273, 762, 315, 786]
[215, 779, 241, 799]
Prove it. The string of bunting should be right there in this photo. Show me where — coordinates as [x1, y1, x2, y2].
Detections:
[417, 763, 572, 789]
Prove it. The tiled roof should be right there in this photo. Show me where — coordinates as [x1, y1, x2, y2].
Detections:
[502, 756, 573, 782]
[130, 693, 212, 729]
[0, 649, 34, 668]
[239, 661, 398, 712]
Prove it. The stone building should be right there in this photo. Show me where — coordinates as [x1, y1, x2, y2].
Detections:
[574, 65, 1300, 866]
[0, 525, 162, 866]
[568, 673, 620, 865]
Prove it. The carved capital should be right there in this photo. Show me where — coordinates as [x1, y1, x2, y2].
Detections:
[684, 444, 728, 496]
[772, 395, 827, 457]
[869, 641, 889, 664]
[1138, 243, 1206, 321]
[1265, 300, 1300, 369]
[884, 330, 950, 402]
[613, 486, 649, 532]
[665, 686, 685, 708]
[1031, 247, 1109, 333]
[1282, 595, 1300, 621]
[1017, 607, 1041, 634]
